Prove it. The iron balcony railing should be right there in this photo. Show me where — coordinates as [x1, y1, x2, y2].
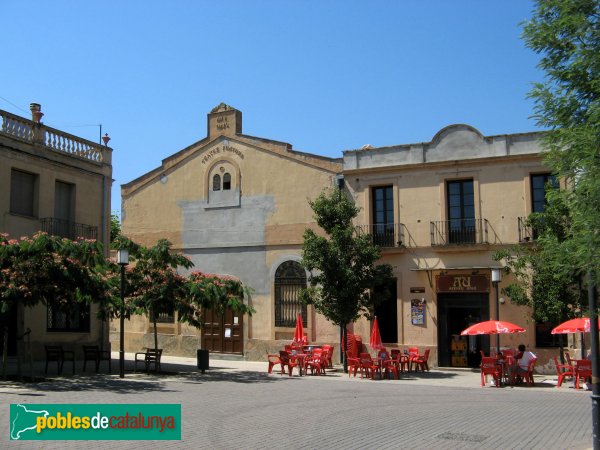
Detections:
[518, 216, 534, 243]
[355, 223, 405, 248]
[40, 217, 98, 240]
[430, 219, 489, 246]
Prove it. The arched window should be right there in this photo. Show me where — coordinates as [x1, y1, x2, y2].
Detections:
[212, 174, 221, 191]
[274, 261, 307, 327]
[223, 173, 231, 190]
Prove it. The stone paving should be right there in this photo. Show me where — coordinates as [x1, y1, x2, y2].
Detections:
[0, 353, 593, 449]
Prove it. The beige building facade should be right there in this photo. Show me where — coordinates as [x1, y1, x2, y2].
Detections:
[119, 104, 342, 359]
[0, 104, 113, 359]
[120, 104, 564, 371]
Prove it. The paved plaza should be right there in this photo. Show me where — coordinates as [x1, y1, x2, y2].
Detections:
[0, 354, 594, 449]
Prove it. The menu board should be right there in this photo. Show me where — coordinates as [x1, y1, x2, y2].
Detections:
[411, 299, 425, 325]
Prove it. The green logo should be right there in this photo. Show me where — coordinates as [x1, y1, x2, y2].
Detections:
[10, 404, 181, 440]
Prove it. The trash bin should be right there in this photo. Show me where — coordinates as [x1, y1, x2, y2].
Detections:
[197, 349, 209, 373]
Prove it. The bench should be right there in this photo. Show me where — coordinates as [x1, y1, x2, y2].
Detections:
[134, 348, 163, 373]
[45, 345, 75, 375]
[82, 345, 111, 373]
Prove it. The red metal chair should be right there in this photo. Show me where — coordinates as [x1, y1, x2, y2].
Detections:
[480, 357, 502, 387]
[553, 356, 574, 388]
[574, 359, 592, 389]
[412, 349, 431, 372]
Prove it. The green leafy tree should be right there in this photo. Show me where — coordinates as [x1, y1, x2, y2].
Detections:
[125, 239, 194, 355]
[494, 191, 586, 349]
[110, 212, 121, 243]
[300, 189, 394, 371]
[0, 232, 112, 376]
[112, 237, 254, 368]
[523, 0, 600, 280]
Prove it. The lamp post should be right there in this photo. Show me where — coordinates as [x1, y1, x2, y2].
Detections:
[117, 249, 129, 378]
[491, 268, 501, 354]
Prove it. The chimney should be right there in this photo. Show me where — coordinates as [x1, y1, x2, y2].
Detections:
[30, 103, 43, 123]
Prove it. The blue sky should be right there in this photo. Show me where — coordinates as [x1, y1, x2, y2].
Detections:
[1, 1, 542, 216]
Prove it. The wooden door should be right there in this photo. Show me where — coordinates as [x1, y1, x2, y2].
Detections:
[201, 309, 243, 354]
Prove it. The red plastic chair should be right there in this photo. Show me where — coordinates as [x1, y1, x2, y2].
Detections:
[512, 357, 537, 386]
[322, 344, 334, 368]
[305, 349, 327, 375]
[574, 359, 592, 390]
[412, 349, 431, 372]
[553, 356, 574, 388]
[267, 353, 285, 374]
[358, 352, 378, 379]
[480, 357, 502, 387]
[408, 347, 420, 371]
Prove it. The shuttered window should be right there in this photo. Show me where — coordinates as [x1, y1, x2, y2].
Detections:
[10, 169, 37, 217]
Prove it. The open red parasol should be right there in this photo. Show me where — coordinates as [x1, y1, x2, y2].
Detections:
[460, 320, 525, 336]
[551, 318, 600, 334]
[370, 316, 384, 350]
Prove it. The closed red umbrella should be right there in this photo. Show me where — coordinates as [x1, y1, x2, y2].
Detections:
[551, 318, 600, 334]
[370, 316, 384, 350]
[460, 320, 526, 336]
[293, 313, 305, 346]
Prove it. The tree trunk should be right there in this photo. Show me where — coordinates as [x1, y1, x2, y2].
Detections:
[152, 311, 159, 373]
[342, 322, 348, 373]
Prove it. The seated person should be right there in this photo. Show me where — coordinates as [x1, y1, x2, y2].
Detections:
[508, 344, 536, 380]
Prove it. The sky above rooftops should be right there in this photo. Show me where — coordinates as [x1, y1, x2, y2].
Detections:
[1, 1, 542, 216]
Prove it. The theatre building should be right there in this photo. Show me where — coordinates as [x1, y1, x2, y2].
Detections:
[121, 104, 557, 369]
[118, 104, 342, 359]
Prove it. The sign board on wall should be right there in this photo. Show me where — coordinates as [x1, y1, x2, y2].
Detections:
[411, 299, 426, 325]
[436, 275, 490, 293]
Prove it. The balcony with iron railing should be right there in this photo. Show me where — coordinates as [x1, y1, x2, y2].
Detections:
[355, 223, 406, 248]
[40, 218, 98, 240]
[0, 109, 110, 165]
[430, 219, 489, 246]
[518, 216, 534, 243]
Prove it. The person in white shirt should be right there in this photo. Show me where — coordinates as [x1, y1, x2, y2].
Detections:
[509, 344, 536, 380]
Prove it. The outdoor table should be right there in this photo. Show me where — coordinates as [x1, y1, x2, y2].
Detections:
[496, 356, 515, 386]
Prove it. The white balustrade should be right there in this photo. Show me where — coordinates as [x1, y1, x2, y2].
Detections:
[1, 109, 105, 163]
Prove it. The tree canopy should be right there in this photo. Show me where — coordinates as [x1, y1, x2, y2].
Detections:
[301, 189, 394, 368]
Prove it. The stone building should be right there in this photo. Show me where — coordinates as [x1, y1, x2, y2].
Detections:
[120, 104, 562, 369]
[0, 104, 113, 358]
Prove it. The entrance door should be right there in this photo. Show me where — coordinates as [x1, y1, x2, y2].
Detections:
[201, 309, 243, 354]
[374, 279, 398, 344]
[437, 293, 489, 368]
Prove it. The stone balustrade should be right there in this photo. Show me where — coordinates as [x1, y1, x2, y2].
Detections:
[0, 109, 109, 164]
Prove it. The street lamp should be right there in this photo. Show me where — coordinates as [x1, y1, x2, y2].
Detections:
[117, 249, 129, 378]
[491, 268, 501, 354]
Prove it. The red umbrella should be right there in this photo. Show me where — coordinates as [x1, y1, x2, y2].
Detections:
[551, 318, 600, 334]
[293, 313, 305, 346]
[460, 320, 526, 336]
[370, 316, 384, 350]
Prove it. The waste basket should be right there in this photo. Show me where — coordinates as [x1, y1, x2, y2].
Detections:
[197, 349, 209, 373]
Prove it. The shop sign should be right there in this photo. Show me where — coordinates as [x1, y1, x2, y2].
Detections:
[436, 274, 489, 293]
